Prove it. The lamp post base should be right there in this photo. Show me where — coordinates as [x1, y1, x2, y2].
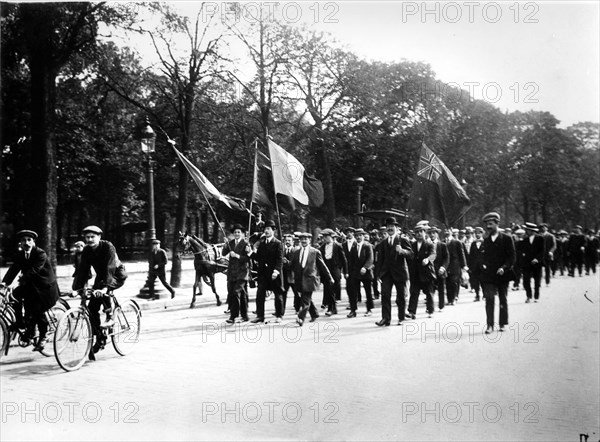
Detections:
[137, 274, 169, 300]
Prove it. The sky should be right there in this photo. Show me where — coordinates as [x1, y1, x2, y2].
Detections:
[168, 0, 599, 128]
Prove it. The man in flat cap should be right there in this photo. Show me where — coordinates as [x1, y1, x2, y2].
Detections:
[539, 223, 556, 287]
[1, 230, 60, 351]
[249, 220, 284, 323]
[342, 226, 358, 306]
[223, 224, 251, 323]
[407, 221, 436, 319]
[429, 226, 449, 310]
[347, 228, 375, 317]
[445, 227, 467, 306]
[518, 223, 545, 303]
[73, 225, 127, 357]
[568, 225, 587, 277]
[291, 233, 333, 326]
[468, 227, 485, 302]
[282, 233, 300, 314]
[553, 230, 569, 277]
[319, 228, 347, 316]
[479, 212, 516, 334]
[148, 239, 176, 300]
[376, 217, 413, 326]
[584, 229, 599, 276]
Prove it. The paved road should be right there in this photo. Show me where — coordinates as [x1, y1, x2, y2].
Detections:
[1, 272, 599, 441]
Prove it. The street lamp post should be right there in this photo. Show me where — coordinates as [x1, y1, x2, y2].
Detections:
[354, 177, 365, 227]
[137, 118, 165, 299]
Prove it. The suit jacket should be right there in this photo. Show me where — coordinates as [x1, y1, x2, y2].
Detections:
[568, 234, 586, 256]
[379, 234, 413, 282]
[252, 236, 284, 291]
[149, 248, 168, 270]
[291, 246, 333, 293]
[73, 240, 121, 291]
[222, 238, 250, 282]
[446, 239, 466, 275]
[468, 240, 485, 276]
[409, 240, 436, 283]
[433, 240, 449, 277]
[517, 235, 545, 270]
[319, 241, 348, 280]
[479, 233, 516, 284]
[282, 245, 299, 284]
[348, 241, 374, 281]
[2, 246, 60, 310]
[542, 232, 556, 260]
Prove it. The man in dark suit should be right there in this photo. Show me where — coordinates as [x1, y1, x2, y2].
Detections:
[518, 222, 545, 303]
[568, 225, 587, 277]
[376, 217, 413, 326]
[342, 226, 357, 305]
[319, 228, 347, 316]
[444, 228, 467, 306]
[222, 224, 251, 323]
[148, 239, 176, 300]
[347, 228, 375, 317]
[373, 227, 388, 302]
[282, 233, 300, 314]
[292, 232, 333, 326]
[408, 221, 437, 318]
[428, 226, 448, 311]
[539, 223, 556, 287]
[553, 230, 569, 276]
[584, 229, 599, 275]
[479, 212, 516, 334]
[468, 227, 485, 302]
[249, 220, 284, 323]
[1, 230, 60, 351]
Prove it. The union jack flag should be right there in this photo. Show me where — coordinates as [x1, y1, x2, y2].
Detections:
[417, 144, 442, 181]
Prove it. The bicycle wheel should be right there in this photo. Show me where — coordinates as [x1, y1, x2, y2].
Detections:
[39, 301, 69, 357]
[0, 304, 16, 327]
[0, 317, 8, 360]
[111, 300, 141, 356]
[54, 308, 92, 372]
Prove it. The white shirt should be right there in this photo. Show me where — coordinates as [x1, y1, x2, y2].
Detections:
[356, 242, 362, 256]
[529, 235, 535, 244]
[300, 246, 310, 267]
[490, 233, 499, 242]
[324, 243, 333, 260]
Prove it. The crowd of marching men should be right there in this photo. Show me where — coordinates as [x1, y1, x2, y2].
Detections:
[223, 213, 599, 331]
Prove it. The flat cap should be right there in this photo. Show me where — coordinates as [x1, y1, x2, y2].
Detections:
[17, 230, 38, 240]
[321, 228, 336, 237]
[82, 225, 103, 235]
[151, 239, 161, 244]
[354, 228, 367, 235]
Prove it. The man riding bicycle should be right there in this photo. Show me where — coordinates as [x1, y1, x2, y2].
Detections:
[0, 230, 60, 351]
[72, 225, 126, 357]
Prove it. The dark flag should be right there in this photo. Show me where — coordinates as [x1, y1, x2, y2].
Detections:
[173, 146, 247, 212]
[407, 143, 471, 226]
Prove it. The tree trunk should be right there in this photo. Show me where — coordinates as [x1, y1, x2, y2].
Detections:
[169, 162, 189, 288]
[28, 49, 58, 269]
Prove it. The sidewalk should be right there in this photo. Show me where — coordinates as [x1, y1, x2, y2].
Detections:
[1, 258, 235, 313]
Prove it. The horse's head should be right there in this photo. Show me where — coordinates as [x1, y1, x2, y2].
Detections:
[177, 231, 191, 254]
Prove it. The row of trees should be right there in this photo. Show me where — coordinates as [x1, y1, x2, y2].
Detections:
[2, 3, 598, 284]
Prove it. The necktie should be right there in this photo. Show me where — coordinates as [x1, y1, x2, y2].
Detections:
[25, 251, 30, 260]
[301, 248, 306, 267]
[389, 238, 393, 246]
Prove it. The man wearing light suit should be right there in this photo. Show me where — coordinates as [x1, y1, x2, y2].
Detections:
[347, 228, 375, 317]
[376, 217, 414, 326]
[223, 224, 251, 323]
[292, 232, 334, 326]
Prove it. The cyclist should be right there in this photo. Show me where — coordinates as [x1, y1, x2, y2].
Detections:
[0, 230, 60, 351]
[72, 225, 126, 358]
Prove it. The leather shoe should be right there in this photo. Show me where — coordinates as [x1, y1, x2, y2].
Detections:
[375, 319, 390, 327]
[525, 298, 531, 303]
[364, 310, 372, 317]
[296, 317, 304, 327]
[250, 318, 264, 324]
[225, 318, 235, 324]
[484, 326, 493, 334]
[241, 317, 249, 322]
[309, 316, 318, 322]
[347, 311, 356, 318]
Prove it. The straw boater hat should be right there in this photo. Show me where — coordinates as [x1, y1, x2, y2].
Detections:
[298, 232, 312, 238]
[523, 222, 539, 232]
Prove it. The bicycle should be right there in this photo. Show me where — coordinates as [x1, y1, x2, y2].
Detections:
[0, 286, 70, 359]
[53, 288, 141, 372]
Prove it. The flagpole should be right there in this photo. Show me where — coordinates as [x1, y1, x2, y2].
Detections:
[263, 136, 283, 239]
[248, 138, 258, 235]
